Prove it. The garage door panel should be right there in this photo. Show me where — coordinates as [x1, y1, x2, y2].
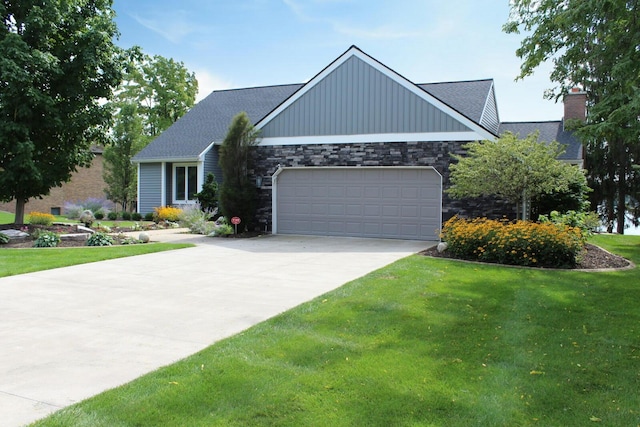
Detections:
[276, 167, 441, 240]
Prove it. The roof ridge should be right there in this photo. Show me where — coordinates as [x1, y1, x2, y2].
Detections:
[418, 78, 494, 85]
[209, 83, 304, 93]
[500, 120, 561, 124]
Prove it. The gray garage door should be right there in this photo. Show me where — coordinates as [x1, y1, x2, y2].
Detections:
[274, 167, 441, 240]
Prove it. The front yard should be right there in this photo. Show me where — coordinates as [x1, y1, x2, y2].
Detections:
[31, 234, 640, 426]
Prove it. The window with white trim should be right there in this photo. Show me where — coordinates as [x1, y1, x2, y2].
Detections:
[174, 164, 198, 203]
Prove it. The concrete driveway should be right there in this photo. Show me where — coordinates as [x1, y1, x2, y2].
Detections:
[0, 231, 432, 426]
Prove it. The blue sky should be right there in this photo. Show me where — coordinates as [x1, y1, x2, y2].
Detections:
[112, 0, 563, 123]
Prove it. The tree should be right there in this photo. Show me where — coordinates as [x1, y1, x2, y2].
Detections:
[0, 0, 124, 224]
[103, 53, 198, 210]
[116, 53, 198, 138]
[103, 102, 144, 212]
[195, 172, 219, 216]
[504, 0, 640, 233]
[448, 132, 587, 220]
[218, 112, 260, 231]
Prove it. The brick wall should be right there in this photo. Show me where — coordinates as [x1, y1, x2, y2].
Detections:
[251, 141, 514, 229]
[0, 152, 114, 217]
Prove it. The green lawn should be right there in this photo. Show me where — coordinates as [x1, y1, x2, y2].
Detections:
[31, 234, 640, 426]
[0, 244, 193, 278]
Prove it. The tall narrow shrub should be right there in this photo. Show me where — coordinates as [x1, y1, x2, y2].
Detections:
[218, 112, 259, 231]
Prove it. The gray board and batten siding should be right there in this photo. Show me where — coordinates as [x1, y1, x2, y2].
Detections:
[274, 167, 442, 241]
[260, 55, 472, 138]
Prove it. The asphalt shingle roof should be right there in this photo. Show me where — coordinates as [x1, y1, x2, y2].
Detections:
[419, 79, 494, 124]
[133, 76, 581, 163]
[498, 121, 583, 161]
[133, 84, 303, 161]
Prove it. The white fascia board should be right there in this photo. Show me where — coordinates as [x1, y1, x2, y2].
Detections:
[197, 141, 216, 161]
[259, 131, 492, 146]
[255, 46, 496, 141]
[479, 80, 496, 126]
[134, 156, 200, 164]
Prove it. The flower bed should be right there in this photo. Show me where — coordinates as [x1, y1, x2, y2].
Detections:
[441, 216, 585, 268]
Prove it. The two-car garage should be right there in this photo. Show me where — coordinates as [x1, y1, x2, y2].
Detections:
[273, 167, 442, 241]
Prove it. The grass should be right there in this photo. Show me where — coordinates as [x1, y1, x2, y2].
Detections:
[31, 234, 640, 426]
[0, 244, 193, 278]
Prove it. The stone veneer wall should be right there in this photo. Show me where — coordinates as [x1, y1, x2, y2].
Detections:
[251, 141, 514, 230]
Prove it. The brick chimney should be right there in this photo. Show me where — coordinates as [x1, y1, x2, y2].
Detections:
[563, 87, 587, 122]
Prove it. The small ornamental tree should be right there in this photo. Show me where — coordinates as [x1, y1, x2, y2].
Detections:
[195, 173, 219, 216]
[218, 112, 259, 231]
[448, 132, 589, 220]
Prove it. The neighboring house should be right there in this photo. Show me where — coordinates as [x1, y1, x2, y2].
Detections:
[0, 147, 113, 217]
[132, 45, 584, 241]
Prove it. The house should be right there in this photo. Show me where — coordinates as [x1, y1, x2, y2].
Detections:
[0, 146, 114, 217]
[132, 46, 584, 241]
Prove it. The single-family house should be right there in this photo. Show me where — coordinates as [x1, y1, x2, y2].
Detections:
[132, 45, 584, 241]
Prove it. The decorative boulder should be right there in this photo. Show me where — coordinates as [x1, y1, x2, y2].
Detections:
[79, 210, 95, 227]
[437, 242, 448, 253]
[138, 232, 150, 243]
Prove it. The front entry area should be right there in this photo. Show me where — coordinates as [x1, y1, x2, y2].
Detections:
[273, 166, 442, 240]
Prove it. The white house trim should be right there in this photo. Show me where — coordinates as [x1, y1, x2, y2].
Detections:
[255, 46, 497, 142]
[160, 162, 167, 207]
[259, 131, 490, 146]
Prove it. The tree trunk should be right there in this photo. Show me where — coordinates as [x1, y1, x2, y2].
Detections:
[14, 199, 26, 225]
[615, 138, 627, 234]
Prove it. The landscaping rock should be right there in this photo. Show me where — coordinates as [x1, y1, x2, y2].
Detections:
[0, 229, 30, 239]
[437, 242, 448, 253]
[138, 232, 150, 243]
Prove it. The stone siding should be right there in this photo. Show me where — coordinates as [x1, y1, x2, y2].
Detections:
[252, 141, 514, 230]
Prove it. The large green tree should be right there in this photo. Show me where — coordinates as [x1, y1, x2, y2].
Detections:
[103, 102, 144, 212]
[504, 0, 640, 233]
[448, 132, 588, 220]
[103, 53, 198, 210]
[0, 0, 124, 224]
[218, 112, 259, 231]
[116, 53, 198, 138]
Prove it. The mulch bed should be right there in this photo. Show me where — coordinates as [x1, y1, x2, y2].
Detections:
[419, 242, 632, 270]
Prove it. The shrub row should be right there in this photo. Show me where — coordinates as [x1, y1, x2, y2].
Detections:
[441, 216, 585, 268]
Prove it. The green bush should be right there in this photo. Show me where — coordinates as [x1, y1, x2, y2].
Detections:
[441, 216, 584, 268]
[132, 212, 142, 221]
[86, 232, 114, 247]
[0, 233, 9, 244]
[28, 212, 55, 226]
[107, 212, 118, 221]
[33, 231, 61, 248]
[179, 205, 216, 235]
[144, 212, 154, 222]
[212, 223, 233, 236]
[122, 211, 132, 220]
[538, 210, 601, 237]
[94, 212, 104, 220]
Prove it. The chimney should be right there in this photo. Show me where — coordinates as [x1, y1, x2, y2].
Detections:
[563, 87, 587, 122]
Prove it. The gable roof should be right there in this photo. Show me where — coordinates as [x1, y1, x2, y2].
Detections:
[254, 46, 497, 145]
[133, 45, 577, 163]
[498, 120, 583, 163]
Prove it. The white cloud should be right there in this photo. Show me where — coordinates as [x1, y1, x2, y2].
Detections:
[131, 10, 208, 44]
[193, 69, 233, 102]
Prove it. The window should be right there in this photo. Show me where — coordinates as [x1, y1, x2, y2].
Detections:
[174, 164, 198, 203]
